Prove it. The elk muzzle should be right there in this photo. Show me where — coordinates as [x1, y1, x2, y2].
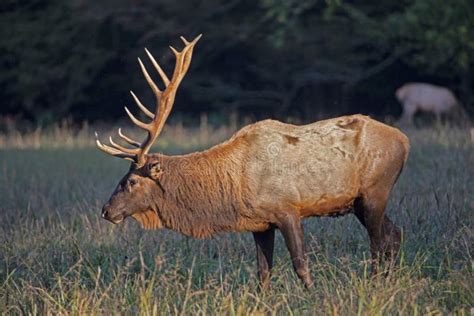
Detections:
[101, 203, 125, 224]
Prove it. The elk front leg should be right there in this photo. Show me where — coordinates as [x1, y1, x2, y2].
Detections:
[277, 214, 314, 289]
[253, 227, 275, 288]
[399, 102, 416, 125]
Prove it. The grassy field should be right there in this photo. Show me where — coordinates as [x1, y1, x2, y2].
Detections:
[0, 122, 473, 314]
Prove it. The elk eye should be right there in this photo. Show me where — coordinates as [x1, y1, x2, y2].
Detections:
[128, 179, 138, 187]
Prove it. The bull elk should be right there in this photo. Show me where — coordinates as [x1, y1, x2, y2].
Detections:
[96, 35, 410, 288]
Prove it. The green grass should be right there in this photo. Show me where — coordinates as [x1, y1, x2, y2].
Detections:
[0, 124, 473, 314]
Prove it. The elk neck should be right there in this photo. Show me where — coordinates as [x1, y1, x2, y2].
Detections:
[149, 139, 253, 238]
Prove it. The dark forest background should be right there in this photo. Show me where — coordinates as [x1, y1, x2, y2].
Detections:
[1, 0, 474, 126]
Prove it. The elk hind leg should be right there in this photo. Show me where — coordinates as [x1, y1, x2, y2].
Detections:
[253, 227, 275, 289]
[381, 216, 401, 264]
[355, 187, 402, 275]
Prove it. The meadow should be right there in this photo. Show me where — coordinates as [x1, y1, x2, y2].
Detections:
[0, 120, 473, 314]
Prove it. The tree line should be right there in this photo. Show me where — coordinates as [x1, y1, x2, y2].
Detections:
[1, 0, 473, 125]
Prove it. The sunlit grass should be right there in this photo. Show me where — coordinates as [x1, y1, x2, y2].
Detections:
[0, 115, 238, 152]
[0, 122, 473, 314]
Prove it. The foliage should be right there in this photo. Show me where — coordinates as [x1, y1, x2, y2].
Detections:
[388, 0, 474, 76]
[1, 0, 473, 123]
[0, 0, 112, 124]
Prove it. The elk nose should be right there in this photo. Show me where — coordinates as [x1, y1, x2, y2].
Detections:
[101, 204, 110, 219]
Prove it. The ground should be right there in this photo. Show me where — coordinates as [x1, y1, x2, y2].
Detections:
[0, 123, 472, 314]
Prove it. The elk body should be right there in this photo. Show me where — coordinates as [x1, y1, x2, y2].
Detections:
[97, 35, 410, 288]
[396, 82, 462, 124]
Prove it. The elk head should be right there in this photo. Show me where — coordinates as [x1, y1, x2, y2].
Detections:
[96, 35, 201, 228]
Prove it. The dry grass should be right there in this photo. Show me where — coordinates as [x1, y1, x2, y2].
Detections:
[0, 116, 237, 152]
[0, 121, 473, 314]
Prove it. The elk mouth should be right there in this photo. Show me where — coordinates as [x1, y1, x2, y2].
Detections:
[111, 216, 124, 224]
[105, 214, 125, 225]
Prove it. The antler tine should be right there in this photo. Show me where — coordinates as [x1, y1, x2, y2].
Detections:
[182, 36, 201, 70]
[169, 46, 188, 80]
[118, 128, 141, 147]
[130, 91, 154, 119]
[138, 57, 162, 99]
[180, 34, 201, 48]
[145, 48, 170, 87]
[180, 36, 190, 45]
[124, 106, 151, 131]
[95, 135, 136, 161]
[108, 136, 139, 154]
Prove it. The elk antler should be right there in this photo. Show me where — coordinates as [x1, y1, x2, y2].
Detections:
[96, 34, 202, 167]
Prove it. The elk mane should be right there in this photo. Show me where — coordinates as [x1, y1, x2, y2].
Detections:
[152, 138, 253, 238]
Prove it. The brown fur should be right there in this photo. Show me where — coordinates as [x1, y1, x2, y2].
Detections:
[105, 115, 409, 237]
[102, 114, 409, 285]
[131, 209, 163, 229]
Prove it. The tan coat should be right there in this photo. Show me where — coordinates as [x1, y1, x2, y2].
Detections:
[132, 115, 409, 239]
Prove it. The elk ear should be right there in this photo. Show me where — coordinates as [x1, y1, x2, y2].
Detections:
[148, 161, 163, 180]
